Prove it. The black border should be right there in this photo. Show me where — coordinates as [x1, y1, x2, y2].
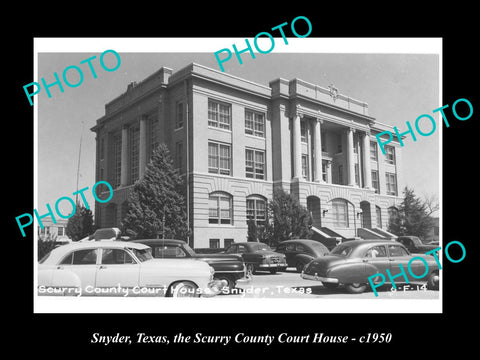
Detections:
[9, 6, 477, 355]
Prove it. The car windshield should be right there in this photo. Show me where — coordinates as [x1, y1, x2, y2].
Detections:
[39, 251, 53, 264]
[250, 243, 272, 251]
[330, 244, 353, 257]
[409, 237, 422, 246]
[130, 248, 153, 262]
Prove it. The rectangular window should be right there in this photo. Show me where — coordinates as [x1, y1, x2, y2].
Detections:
[175, 141, 183, 169]
[208, 142, 231, 175]
[337, 133, 343, 153]
[245, 109, 265, 137]
[371, 170, 379, 193]
[175, 101, 184, 129]
[208, 100, 231, 130]
[385, 172, 397, 196]
[113, 133, 122, 188]
[302, 154, 309, 180]
[385, 146, 396, 165]
[354, 163, 360, 186]
[376, 206, 382, 228]
[321, 132, 326, 152]
[322, 160, 327, 182]
[209, 193, 232, 224]
[245, 149, 265, 179]
[338, 165, 343, 185]
[370, 141, 378, 161]
[149, 116, 159, 160]
[209, 239, 220, 249]
[129, 125, 140, 183]
[58, 227, 64, 236]
[353, 135, 358, 154]
[301, 120, 308, 143]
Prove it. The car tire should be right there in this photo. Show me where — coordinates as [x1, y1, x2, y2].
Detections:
[269, 269, 277, 274]
[344, 283, 367, 294]
[322, 282, 339, 289]
[295, 262, 305, 273]
[215, 275, 235, 293]
[427, 271, 439, 290]
[246, 263, 255, 276]
[167, 281, 200, 298]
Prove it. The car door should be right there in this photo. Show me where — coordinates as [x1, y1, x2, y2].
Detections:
[362, 245, 390, 280]
[51, 248, 99, 291]
[94, 248, 141, 293]
[284, 243, 296, 266]
[387, 244, 411, 284]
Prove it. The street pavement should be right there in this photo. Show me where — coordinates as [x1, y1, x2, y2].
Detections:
[224, 268, 440, 299]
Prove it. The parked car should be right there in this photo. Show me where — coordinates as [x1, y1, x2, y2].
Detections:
[38, 241, 225, 297]
[224, 242, 287, 274]
[275, 239, 329, 272]
[396, 236, 438, 254]
[131, 239, 249, 290]
[301, 240, 439, 294]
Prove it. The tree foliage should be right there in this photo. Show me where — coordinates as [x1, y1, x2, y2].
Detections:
[388, 186, 437, 240]
[121, 144, 188, 240]
[248, 188, 312, 246]
[66, 204, 94, 241]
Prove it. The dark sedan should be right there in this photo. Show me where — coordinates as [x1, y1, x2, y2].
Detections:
[275, 239, 329, 272]
[131, 239, 249, 290]
[396, 236, 438, 254]
[224, 242, 287, 275]
[301, 240, 439, 294]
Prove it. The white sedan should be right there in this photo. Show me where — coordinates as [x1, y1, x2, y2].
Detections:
[38, 241, 226, 297]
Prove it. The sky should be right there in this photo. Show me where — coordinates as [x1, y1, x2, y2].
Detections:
[36, 38, 440, 217]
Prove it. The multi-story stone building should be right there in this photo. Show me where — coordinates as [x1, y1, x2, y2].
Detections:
[91, 63, 402, 249]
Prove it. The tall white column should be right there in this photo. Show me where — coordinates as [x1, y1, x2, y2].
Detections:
[346, 128, 355, 186]
[313, 119, 323, 182]
[139, 116, 147, 179]
[121, 125, 129, 186]
[362, 132, 372, 189]
[293, 114, 302, 179]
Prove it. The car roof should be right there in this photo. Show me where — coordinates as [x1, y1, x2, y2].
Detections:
[279, 239, 323, 245]
[131, 239, 187, 245]
[40, 240, 150, 265]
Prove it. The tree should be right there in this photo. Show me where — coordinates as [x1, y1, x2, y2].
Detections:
[388, 187, 436, 239]
[66, 204, 94, 241]
[264, 188, 312, 247]
[122, 144, 188, 240]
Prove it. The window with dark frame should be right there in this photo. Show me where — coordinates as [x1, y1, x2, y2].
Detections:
[385, 146, 396, 165]
[175, 101, 184, 129]
[208, 99, 231, 130]
[370, 141, 378, 161]
[113, 133, 122, 188]
[301, 120, 308, 143]
[372, 170, 379, 193]
[385, 172, 397, 196]
[245, 149, 265, 179]
[209, 192, 233, 225]
[208, 142, 231, 175]
[332, 199, 349, 227]
[302, 154, 309, 180]
[246, 197, 266, 227]
[129, 125, 140, 184]
[245, 109, 265, 137]
[209, 239, 220, 249]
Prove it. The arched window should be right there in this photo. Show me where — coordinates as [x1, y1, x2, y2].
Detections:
[332, 198, 349, 227]
[209, 192, 233, 225]
[246, 195, 267, 227]
[388, 206, 399, 223]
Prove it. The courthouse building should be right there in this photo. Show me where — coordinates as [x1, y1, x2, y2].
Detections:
[91, 63, 403, 249]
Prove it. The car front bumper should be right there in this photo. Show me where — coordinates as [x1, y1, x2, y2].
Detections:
[258, 263, 288, 268]
[301, 272, 339, 284]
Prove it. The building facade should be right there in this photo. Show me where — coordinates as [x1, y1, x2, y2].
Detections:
[91, 63, 403, 249]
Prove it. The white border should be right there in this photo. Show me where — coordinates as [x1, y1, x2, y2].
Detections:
[34, 37, 442, 313]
